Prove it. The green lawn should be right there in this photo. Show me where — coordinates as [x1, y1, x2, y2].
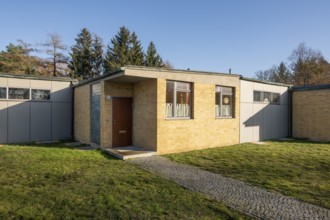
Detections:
[0, 143, 247, 219]
[166, 140, 330, 209]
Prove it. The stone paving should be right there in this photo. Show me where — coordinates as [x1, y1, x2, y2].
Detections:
[130, 156, 330, 220]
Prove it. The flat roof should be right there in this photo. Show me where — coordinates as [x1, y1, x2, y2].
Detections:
[0, 72, 76, 83]
[74, 65, 241, 88]
[291, 84, 330, 91]
[240, 77, 292, 87]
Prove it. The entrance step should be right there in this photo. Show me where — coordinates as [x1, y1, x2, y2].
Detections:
[104, 146, 156, 160]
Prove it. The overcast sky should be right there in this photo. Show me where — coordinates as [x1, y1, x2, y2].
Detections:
[1, 0, 329, 77]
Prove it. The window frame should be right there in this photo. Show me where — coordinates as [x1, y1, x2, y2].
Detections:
[0, 87, 7, 99]
[215, 85, 235, 118]
[166, 80, 193, 119]
[8, 87, 30, 100]
[31, 89, 51, 101]
[253, 90, 281, 104]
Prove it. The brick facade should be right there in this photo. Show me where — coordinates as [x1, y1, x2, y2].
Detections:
[292, 89, 330, 141]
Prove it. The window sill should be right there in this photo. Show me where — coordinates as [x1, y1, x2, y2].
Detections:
[165, 117, 192, 120]
[215, 116, 234, 119]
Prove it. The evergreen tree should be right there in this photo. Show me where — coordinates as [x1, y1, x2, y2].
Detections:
[129, 32, 144, 66]
[92, 34, 104, 77]
[104, 26, 131, 72]
[145, 41, 163, 67]
[273, 62, 291, 83]
[69, 28, 94, 80]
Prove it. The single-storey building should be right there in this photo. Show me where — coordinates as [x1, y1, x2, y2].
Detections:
[0, 73, 74, 144]
[73, 66, 290, 155]
[291, 84, 330, 142]
[74, 66, 241, 154]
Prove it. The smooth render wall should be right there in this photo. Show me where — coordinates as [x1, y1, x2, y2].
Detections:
[292, 89, 330, 141]
[0, 76, 72, 144]
[240, 80, 289, 143]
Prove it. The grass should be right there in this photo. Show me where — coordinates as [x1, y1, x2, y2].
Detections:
[0, 143, 247, 219]
[166, 140, 330, 209]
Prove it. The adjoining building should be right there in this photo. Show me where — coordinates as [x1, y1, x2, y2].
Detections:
[291, 84, 330, 142]
[0, 73, 75, 144]
[240, 78, 290, 143]
[73, 66, 291, 155]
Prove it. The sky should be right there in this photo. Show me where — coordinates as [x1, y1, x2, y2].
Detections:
[1, 0, 329, 77]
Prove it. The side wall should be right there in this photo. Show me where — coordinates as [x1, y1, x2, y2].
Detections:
[74, 84, 90, 144]
[292, 89, 330, 141]
[0, 77, 72, 144]
[240, 80, 289, 143]
[156, 78, 240, 154]
[133, 79, 157, 151]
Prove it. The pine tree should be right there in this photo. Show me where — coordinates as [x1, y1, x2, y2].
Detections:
[104, 26, 131, 72]
[129, 32, 144, 66]
[68, 28, 94, 80]
[92, 34, 104, 77]
[145, 41, 163, 67]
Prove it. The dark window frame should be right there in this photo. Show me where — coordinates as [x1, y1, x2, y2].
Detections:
[8, 88, 30, 100]
[253, 90, 280, 104]
[166, 80, 193, 119]
[31, 89, 51, 101]
[0, 87, 6, 99]
[215, 85, 235, 118]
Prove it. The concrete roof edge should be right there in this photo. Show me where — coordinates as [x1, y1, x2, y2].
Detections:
[291, 84, 330, 91]
[123, 65, 241, 77]
[73, 68, 125, 88]
[240, 77, 292, 87]
[0, 72, 75, 82]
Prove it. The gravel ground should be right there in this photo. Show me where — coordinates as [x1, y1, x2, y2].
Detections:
[130, 156, 330, 220]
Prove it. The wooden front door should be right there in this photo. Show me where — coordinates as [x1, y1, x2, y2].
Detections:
[112, 97, 133, 147]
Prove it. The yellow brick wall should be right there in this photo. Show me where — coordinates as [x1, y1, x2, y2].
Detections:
[292, 89, 330, 141]
[74, 84, 90, 144]
[133, 79, 157, 151]
[156, 78, 240, 154]
[101, 81, 133, 148]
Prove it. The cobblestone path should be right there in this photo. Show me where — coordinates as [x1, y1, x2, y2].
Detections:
[130, 156, 330, 220]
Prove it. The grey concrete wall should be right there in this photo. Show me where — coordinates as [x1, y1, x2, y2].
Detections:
[0, 76, 72, 144]
[240, 80, 289, 143]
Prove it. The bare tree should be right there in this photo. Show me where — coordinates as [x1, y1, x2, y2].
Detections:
[42, 33, 67, 77]
[289, 43, 328, 86]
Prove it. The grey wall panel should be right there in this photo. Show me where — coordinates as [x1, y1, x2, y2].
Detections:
[240, 103, 254, 143]
[8, 102, 30, 143]
[240, 80, 289, 143]
[30, 102, 52, 141]
[52, 103, 72, 140]
[51, 82, 72, 102]
[0, 102, 8, 143]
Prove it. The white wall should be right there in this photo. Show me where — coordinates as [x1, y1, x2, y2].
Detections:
[240, 80, 289, 143]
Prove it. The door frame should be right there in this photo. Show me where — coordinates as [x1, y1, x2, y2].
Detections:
[111, 97, 133, 148]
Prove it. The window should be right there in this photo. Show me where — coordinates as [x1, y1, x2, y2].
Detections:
[271, 93, 280, 103]
[166, 81, 192, 118]
[253, 91, 280, 104]
[263, 92, 271, 102]
[253, 91, 262, 102]
[9, 88, 30, 99]
[0, 87, 6, 99]
[32, 89, 50, 100]
[215, 86, 234, 117]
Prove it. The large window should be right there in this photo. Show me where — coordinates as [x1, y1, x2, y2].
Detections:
[0, 87, 6, 99]
[32, 89, 50, 100]
[166, 81, 192, 118]
[9, 88, 30, 100]
[253, 91, 280, 104]
[215, 86, 234, 117]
